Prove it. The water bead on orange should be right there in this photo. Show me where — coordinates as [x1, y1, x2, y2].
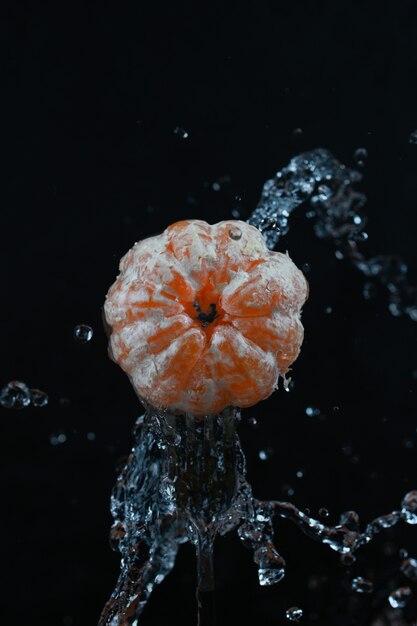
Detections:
[104, 220, 308, 414]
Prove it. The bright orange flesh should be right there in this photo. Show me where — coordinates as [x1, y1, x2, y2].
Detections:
[104, 219, 308, 414]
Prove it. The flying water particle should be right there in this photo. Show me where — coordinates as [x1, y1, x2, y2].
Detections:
[388, 586, 412, 608]
[231, 208, 241, 218]
[305, 406, 321, 417]
[319, 508, 329, 518]
[229, 226, 242, 240]
[30, 388, 49, 407]
[296, 470, 304, 479]
[301, 262, 311, 274]
[363, 281, 377, 300]
[286, 607, 303, 622]
[259, 448, 274, 461]
[248, 417, 258, 428]
[0, 381, 31, 409]
[86, 432, 96, 441]
[324, 305, 333, 314]
[284, 378, 295, 392]
[73, 324, 93, 344]
[399, 548, 408, 559]
[353, 147, 368, 166]
[212, 182, 221, 191]
[50, 432, 67, 446]
[351, 577, 374, 593]
[409, 130, 417, 144]
[293, 128, 303, 137]
[173, 126, 189, 139]
[401, 491, 417, 524]
[400, 558, 417, 581]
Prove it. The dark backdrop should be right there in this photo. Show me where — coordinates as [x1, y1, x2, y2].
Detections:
[1, 1, 417, 625]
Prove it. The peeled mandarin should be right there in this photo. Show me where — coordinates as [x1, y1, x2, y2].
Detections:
[104, 219, 308, 414]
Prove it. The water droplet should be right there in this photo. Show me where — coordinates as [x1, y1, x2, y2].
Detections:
[317, 185, 332, 200]
[259, 448, 274, 461]
[73, 324, 93, 344]
[229, 226, 242, 240]
[399, 548, 409, 559]
[173, 126, 189, 139]
[50, 431, 67, 445]
[351, 576, 374, 593]
[296, 470, 304, 479]
[212, 182, 221, 191]
[86, 432, 96, 441]
[255, 544, 286, 586]
[409, 129, 417, 144]
[305, 406, 321, 417]
[0, 381, 31, 409]
[319, 508, 329, 518]
[284, 377, 295, 392]
[301, 263, 311, 273]
[293, 128, 303, 137]
[335, 250, 344, 260]
[30, 388, 49, 407]
[248, 417, 258, 428]
[401, 558, 417, 581]
[401, 491, 417, 524]
[354, 147, 368, 166]
[281, 484, 295, 497]
[235, 194, 242, 202]
[388, 586, 412, 608]
[341, 443, 352, 456]
[363, 281, 377, 300]
[324, 306, 333, 314]
[349, 231, 369, 243]
[231, 208, 241, 218]
[286, 607, 303, 622]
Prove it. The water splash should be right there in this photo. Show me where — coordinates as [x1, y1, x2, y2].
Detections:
[100, 149, 417, 624]
[99, 409, 417, 625]
[248, 148, 417, 323]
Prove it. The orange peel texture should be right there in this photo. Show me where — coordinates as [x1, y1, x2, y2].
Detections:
[104, 220, 308, 414]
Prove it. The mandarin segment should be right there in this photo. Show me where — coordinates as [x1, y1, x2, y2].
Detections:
[104, 219, 308, 414]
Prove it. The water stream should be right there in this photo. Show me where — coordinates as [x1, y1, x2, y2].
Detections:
[99, 149, 417, 625]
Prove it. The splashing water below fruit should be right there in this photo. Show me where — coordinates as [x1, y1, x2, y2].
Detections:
[99, 149, 417, 626]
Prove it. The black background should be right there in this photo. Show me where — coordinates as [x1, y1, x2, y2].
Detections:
[2, 1, 417, 625]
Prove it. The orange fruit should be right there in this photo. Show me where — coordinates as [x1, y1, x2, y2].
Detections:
[104, 220, 308, 414]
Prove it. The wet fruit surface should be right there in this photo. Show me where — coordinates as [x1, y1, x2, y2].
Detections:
[104, 219, 308, 414]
